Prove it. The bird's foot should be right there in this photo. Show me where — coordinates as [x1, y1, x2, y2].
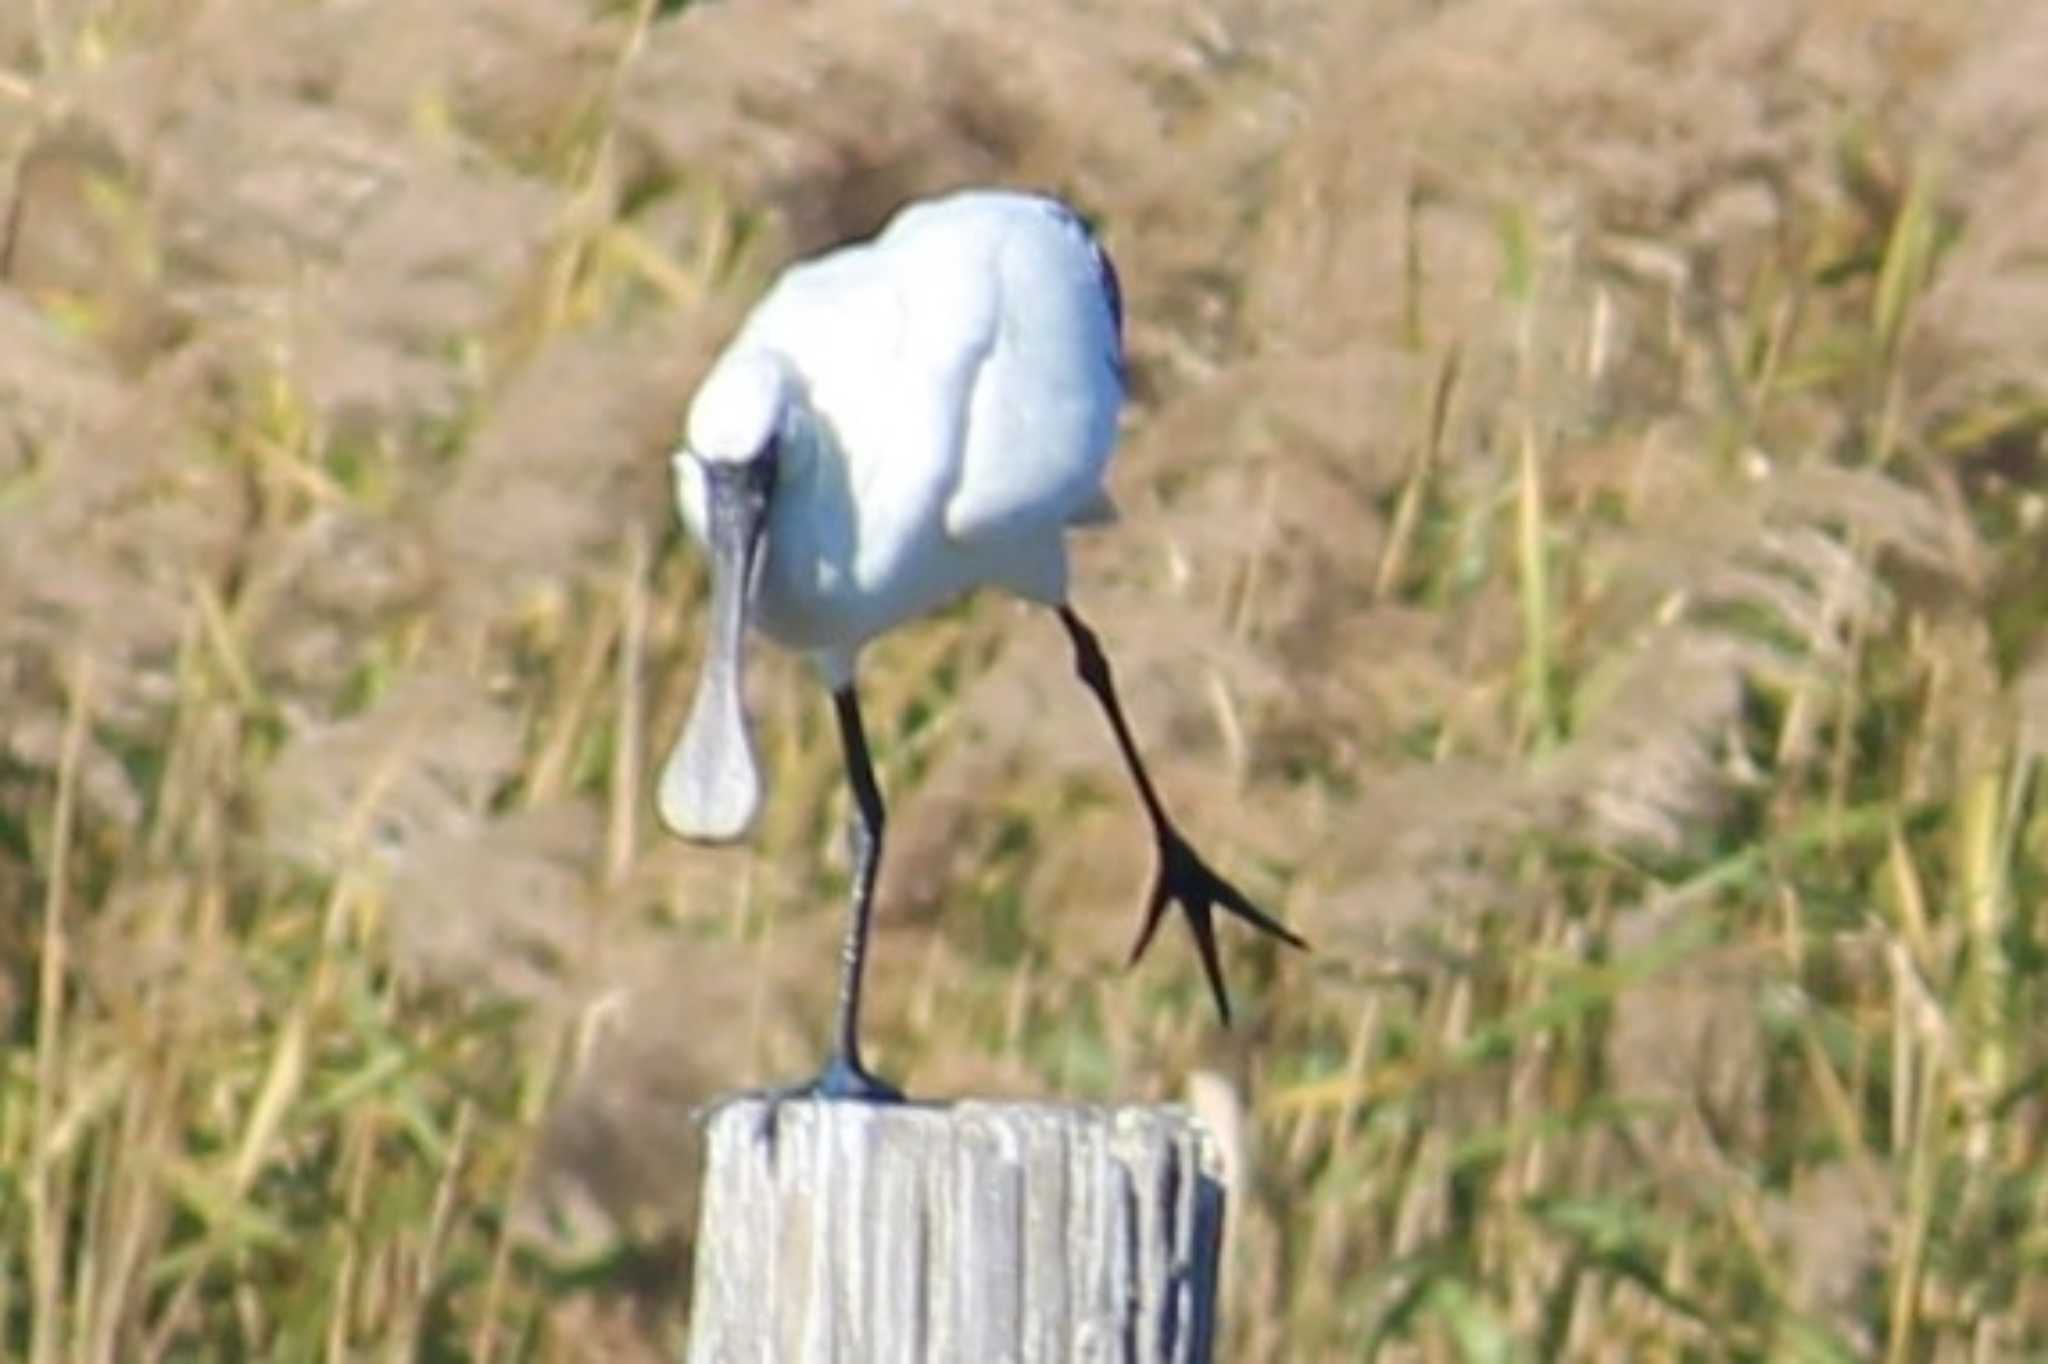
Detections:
[694, 1053, 905, 1154]
[1128, 823, 1309, 1024]
[804, 1052, 907, 1104]
[756, 1056, 904, 1150]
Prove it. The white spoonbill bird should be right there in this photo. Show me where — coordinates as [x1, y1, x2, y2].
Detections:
[660, 188, 1306, 1100]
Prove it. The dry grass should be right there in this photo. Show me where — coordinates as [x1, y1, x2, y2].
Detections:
[4, 0, 2048, 1358]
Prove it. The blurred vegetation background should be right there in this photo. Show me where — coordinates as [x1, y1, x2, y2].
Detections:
[4, 0, 2048, 1359]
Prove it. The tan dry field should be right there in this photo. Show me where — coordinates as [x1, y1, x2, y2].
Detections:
[5, 0, 2048, 1359]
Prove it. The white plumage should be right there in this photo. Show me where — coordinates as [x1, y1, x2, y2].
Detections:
[659, 188, 1302, 1101]
[672, 190, 1122, 684]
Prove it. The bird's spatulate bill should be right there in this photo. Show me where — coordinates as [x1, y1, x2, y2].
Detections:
[660, 480, 763, 842]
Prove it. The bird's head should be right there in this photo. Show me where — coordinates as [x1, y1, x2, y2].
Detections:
[675, 351, 788, 552]
[686, 348, 789, 464]
[660, 352, 790, 845]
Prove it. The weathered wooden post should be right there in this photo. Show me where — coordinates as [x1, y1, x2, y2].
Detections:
[686, 1098, 1224, 1363]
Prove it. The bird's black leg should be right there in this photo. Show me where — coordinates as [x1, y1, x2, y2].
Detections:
[808, 685, 904, 1101]
[700, 686, 901, 1147]
[1057, 605, 1307, 1022]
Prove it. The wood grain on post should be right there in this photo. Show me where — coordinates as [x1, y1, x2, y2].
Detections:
[686, 1098, 1223, 1364]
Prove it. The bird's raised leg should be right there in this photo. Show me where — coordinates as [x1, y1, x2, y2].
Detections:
[1057, 605, 1308, 1022]
[808, 686, 904, 1101]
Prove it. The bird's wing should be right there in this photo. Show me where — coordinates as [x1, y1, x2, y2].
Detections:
[938, 196, 1125, 545]
[731, 194, 1121, 561]
[742, 224, 1002, 552]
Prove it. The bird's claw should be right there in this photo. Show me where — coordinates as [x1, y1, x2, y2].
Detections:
[693, 1054, 906, 1156]
[1127, 824, 1308, 1024]
[806, 1053, 907, 1104]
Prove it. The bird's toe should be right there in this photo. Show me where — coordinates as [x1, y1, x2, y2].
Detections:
[1127, 825, 1308, 1024]
[808, 1054, 907, 1104]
